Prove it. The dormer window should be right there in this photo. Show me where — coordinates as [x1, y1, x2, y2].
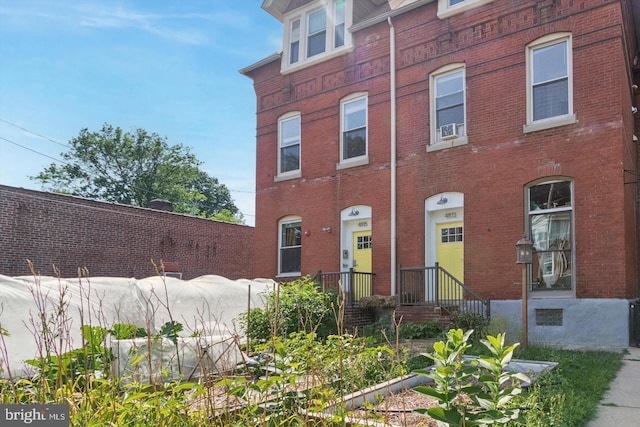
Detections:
[282, 0, 352, 72]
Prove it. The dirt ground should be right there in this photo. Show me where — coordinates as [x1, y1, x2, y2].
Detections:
[350, 388, 439, 426]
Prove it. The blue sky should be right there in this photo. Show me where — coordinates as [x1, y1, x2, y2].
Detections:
[0, 1, 283, 226]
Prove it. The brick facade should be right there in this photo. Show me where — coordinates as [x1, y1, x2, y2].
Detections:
[0, 185, 254, 280]
[245, 0, 639, 305]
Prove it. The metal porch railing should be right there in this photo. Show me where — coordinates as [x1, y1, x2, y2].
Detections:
[397, 263, 489, 317]
[312, 269, 374, 306]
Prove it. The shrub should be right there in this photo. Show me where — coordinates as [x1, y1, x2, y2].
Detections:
[414, 329, 529, 426]
[240, 276, 338, 344]
[448, 312, 489, 345]
[398, 320, 443, 340]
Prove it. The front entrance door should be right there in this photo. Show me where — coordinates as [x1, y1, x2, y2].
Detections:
[352, 230, 372, 299]
[436, 221, 464, 300]
[353, 230, 372, 272]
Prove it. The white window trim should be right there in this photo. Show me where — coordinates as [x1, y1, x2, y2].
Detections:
[523, 33, 576, 134]
[428, 63, 468, 152]
[337, 92, 368, 169]
[282, 0, 353, 74]
[278, 216, 302, 277]
[437, 0, 495, 19]
[276, 112, 302, 182]
[526, 179, 575, 299]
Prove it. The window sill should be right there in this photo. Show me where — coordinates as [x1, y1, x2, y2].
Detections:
[529, 289, 574, 299]
[427, 136, 468, 152]
[281, 45, 353, 75]
[336, 155, 369, 170]
[437, 0, 495, 19]
[277, 273, 301, 279]
[523, 114, 577, 134]
[274, 170, 301, 182]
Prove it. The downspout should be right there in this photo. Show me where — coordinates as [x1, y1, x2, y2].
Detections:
[388, 17, 397, 296]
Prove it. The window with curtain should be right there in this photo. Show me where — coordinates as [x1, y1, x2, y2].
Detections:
[528, 180, 572, 291]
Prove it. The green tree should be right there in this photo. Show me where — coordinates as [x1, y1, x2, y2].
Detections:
[32, 124, 242, 221]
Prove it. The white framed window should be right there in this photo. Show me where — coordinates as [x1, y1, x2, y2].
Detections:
[279, 216, 302, 276]
[276, 112, 301, 180]
[338, 93, 368, 167]
[282, 0, 352, 72]
[289, 19, 300, 64]
[527, 180, 573, 294]
[437, 0, 495, 19]
[307, 9, 326, 58]
[428, 64, 468, 151]
[524, 33, 576, 133]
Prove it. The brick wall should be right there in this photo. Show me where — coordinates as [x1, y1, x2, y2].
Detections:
[0, 185, 254, 280]
[248, 0, 639, 299]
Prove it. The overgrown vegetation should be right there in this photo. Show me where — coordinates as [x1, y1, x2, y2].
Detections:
[0, 270, 626, 426]
[239, 276, 339, 343]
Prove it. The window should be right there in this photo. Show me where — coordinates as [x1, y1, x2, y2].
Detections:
[289, 19, 300, 64]
[441, 226, 463, 243]
[307, 9, 326, 57]
[279, 217, 301, 276]
[282, 0, 351, 71]
[277, 113, 301, 179]
[437, 0, 495, 18]
[357, 234, 372, 249]
[528, 180, 573, 292]
[429, 64, 467, 150]
[340, 93, 367, 164]
[334, 0, 345, 48]
[524, 34, 576, 133]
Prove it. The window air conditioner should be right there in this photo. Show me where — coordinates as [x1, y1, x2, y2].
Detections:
[440, 123, 457, 140]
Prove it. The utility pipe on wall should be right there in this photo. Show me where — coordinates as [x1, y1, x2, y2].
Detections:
[388, 17, 397, 296]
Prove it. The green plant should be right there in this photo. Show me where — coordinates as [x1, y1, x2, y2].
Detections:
[361, 312, 394, 343]
[448, 312, 489, 345]
[398, 320, 443, 340]
[514, 346, 623, 426]
[414, 329, 528, 426]
[26, 325, 112, 392]
[240, 276, 338, 344]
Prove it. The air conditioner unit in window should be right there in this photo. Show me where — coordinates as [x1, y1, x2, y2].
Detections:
[440, 123, 457, 140]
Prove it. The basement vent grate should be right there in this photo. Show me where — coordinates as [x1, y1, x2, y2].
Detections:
[535, 309, 563, 326]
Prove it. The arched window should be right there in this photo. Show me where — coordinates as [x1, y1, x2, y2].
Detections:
[278, 216, 301, 276]
[527, 180, 573, 291]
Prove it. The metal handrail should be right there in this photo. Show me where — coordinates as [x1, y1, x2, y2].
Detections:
[397, 263, 490, 317]
[312, 269, 374, 306]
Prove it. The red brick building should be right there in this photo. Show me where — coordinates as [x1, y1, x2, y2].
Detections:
[0, 185, 254, 280]
[242, 0, 640, 347]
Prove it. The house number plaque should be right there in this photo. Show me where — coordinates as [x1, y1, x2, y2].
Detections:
[445, 212, 457, 218]
[358, 221, 368, 227]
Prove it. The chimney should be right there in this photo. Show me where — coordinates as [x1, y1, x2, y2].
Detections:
[147, 199, 173, 212]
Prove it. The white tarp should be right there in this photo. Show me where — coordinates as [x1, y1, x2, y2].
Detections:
[0, 274, 276, 379]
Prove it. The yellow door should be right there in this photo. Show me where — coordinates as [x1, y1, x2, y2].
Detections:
[436, 222, 464, 300]
[352, 230, 372, 299]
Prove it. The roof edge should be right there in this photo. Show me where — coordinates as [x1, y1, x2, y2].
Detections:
[239, 52, 283, 78]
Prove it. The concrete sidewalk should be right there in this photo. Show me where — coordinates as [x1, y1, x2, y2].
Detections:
[587, 346, 640, 426]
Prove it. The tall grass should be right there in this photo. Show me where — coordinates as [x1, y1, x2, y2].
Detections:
[0, 269, 625, 426]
